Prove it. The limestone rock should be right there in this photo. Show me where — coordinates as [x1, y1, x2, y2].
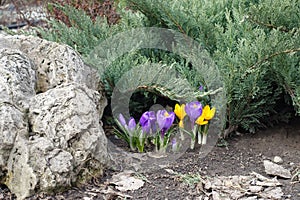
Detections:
[28, 83, 108, 164]
[7, 135, 75, 199]
[0, 35, 109, 199]
[7, 83, 108, 198]
[0, 34, 101, 94]
[0, 48, 35, 182]
[264, 160, 292, 179]
[0, 103, 28, 176]
[0, 48, 36, 110]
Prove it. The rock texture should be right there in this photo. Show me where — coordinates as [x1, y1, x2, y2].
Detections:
[0, 34, 101, 94]
[0, 48, 36, 109]
[0, 34, 108, 199]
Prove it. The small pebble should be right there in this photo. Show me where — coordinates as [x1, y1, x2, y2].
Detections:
[273, 156, 283, 163]
[249, 185, 263, 193]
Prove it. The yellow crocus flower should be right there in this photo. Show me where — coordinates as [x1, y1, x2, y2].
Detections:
[174, 104, 186, 128]
[196, 105, 216, 125]
[203, 105, 216, 120]
[195, 115, 208, 125]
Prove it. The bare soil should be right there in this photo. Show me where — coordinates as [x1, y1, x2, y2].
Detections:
[1, 118, 299, 199]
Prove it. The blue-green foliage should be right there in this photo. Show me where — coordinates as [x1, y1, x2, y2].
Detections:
[127, 0, 300, 133]
[37, 0, 300, 134]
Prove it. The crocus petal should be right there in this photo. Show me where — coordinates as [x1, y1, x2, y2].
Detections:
[164, 112, 175, 130]
[140, 116, 151, 133]
[174, 104, 186, 120]
[128, 117, 136, 132]
[206, 107, 216, 120]
[156, 110, 166, 131]
[185, 101, 203, 122]
[139, 111, 156, 134]
[118, 113, 127, 127]
[203, 105, 216, 120]
[157, 110, 175, 133]
[199, 85, 204, 91]
[142, 123, 150, 133]
[195, 115, 208, 125]
[139, 113, 148, 126]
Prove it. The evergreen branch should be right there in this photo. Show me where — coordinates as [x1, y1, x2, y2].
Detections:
[246, 15, 290, 33]
[136, 85, 223, 101]
[283, 83, 295, 99]
[127, 0, 168, 27]
[249, 48, 300, 70]
[136, 84, 193, 101]
[162, 7, 187, 36]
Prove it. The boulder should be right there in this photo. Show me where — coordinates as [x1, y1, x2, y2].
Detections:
[0, 34, 101, 95]
[0, 34, 109, 199]
[0, 103, 28, 179]
[0, 48, 36, 110]
[6, 83, 109, 199]
[0, 48, 35, 183]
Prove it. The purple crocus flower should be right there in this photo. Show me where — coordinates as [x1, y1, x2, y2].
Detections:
[127, 117, 136, 132]
[199, 85, 204, 91]
[185, 101, 203, 123]
[118, 114, 136, 132]
[139, 111, 156, 134]
[118, 113, 127, 127]
[156, 110, 175, 136]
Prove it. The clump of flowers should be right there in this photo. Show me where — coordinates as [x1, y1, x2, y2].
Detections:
[196, 105, 216, 144]
[115, 113, 145, 152]
[114, 86, 216, 153]
[175, 102, 215, 149]
[155, 110, 175, 152]
[115, 109, 175, 153]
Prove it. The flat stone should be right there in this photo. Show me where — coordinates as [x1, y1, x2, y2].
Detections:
[260, 187, 284, 200]
[249, 185, 263, 193]
[264, 160, 292, 179]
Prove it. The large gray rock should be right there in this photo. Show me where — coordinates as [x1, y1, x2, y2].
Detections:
[7, 83, 108, 199]
[0, 34, 109, 199]
[0, 103, 28, 179]
[0, 48, 36, 110]
[0, 34, 101, 94]
[0, 48, 35, 182]
[29, 83, 108, 166]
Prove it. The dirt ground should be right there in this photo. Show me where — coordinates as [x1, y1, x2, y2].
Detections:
[1, 117, 299, 199]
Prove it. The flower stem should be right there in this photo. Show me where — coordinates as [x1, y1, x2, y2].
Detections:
[190, 138, 195, 149]
[202, 134, 207, 145]
[180, 128, 185, 140]
[198, 129, 202, 145]
[190, 125, 197, 149]
[201, 125, 209, 144]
